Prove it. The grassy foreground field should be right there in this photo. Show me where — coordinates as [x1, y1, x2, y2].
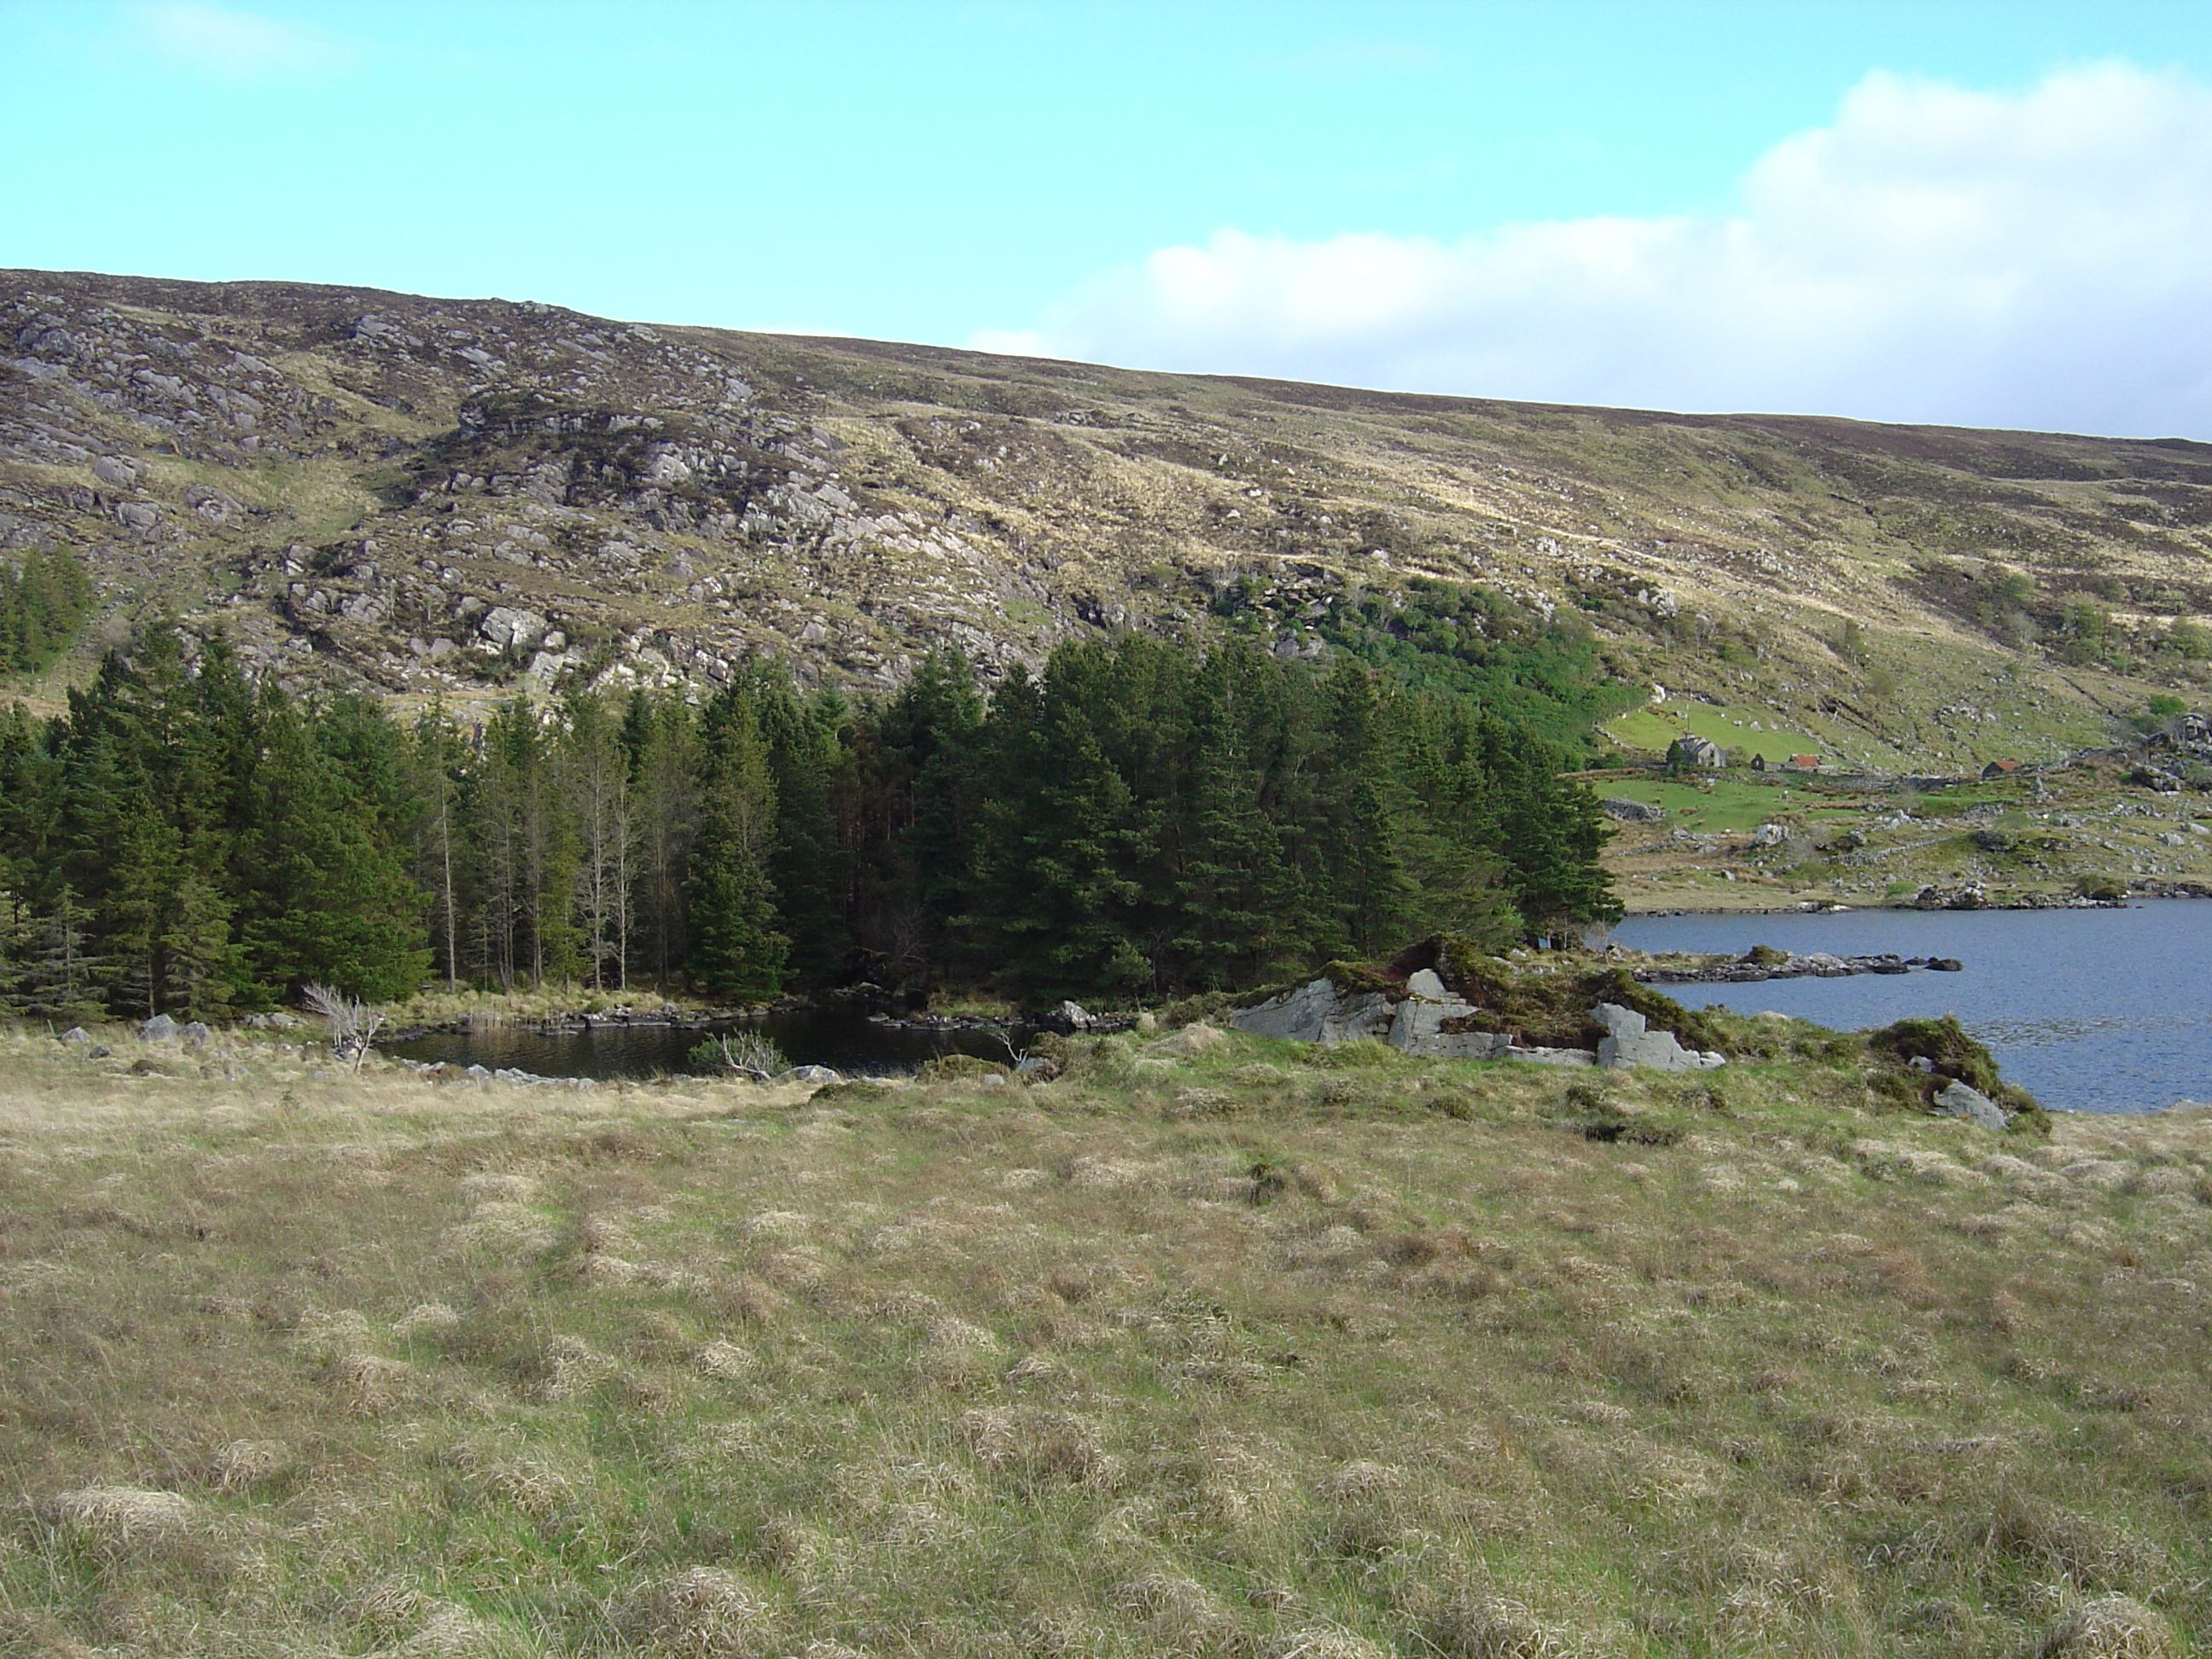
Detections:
[1, 1022, 2209, 1657]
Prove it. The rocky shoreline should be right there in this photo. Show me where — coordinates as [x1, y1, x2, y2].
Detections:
[1629, 879, 2209, 920]
[1633, 950, 1962, 986]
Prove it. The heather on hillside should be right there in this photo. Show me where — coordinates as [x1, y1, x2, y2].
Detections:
[0, 629, 1617, 1017]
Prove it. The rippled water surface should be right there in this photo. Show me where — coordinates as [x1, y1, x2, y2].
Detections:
[1615, 901, 2212, 1114]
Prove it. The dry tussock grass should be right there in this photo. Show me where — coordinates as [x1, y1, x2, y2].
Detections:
[2, 1021, 2210, 1654]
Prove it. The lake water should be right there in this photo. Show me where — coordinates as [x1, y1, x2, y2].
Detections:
[387, 1006, 1031, 1081]
[1615, 901, 2212, 1115]
[388, 905, 2212, 1113]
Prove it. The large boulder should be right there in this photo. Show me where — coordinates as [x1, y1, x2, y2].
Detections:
[477, 605, 549, 651]
[1932, 1078, 2009, 1131]
[1592, 1003, 1726, 1073]
[1387, 969, 1511, 1061]
[1231, 978, 1394, 1045]
[1388, 969, 1469, 1046]
[1600, 797, 1666, 823]
[1503, 1045, 1598, 1068]
[137, 1013, 180, 1045]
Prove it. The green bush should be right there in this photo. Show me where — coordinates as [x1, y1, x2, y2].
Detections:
[1867, 1015, 2040, 1115]
[918, 1051, 1012, 1084]
[1551, 1081, 1685, 1145]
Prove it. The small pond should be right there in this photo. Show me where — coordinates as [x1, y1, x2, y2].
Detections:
[386, 1005, 1033, 1081]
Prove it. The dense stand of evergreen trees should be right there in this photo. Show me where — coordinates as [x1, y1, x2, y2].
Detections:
[0, 549, 95, 678]
[0, 626, 1617, 1020]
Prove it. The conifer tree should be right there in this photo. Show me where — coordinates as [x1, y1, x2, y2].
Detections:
[754, 676, 852, 988]
[686, 688, 786, 1001]
[9, 884, 103, 1022]
[245, 699, 428, 1001]
[160, 866, 243, 1016]
[626, 690, 697, 988]
[103, 800, 189, 1018]
[402, 705, 470, 992]
[562, 690, 636, 992]
[1172, 645, 1294, 987]
[869, 649, 987, 975]
[976, 657, 1149, 998]
[1309, 659, 1416, 958]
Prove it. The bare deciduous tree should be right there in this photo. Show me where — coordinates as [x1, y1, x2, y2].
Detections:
[302, 982, 387, 1074]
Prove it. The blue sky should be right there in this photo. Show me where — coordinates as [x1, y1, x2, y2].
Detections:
[9, 3, 2212, 434]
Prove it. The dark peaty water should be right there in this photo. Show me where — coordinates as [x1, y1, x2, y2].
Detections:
[1615, 900, 2212, 1114]
[387, 1006, 1031, 1081]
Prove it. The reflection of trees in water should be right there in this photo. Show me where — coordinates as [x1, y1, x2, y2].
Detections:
[387, 1008, 1017, 1080]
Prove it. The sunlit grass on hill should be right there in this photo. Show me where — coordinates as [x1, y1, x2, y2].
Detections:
[0, 1019, 2206, 1656]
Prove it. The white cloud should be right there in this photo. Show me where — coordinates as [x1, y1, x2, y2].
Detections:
[973, 65, 2212, 439]
[128, 3, 352, 76]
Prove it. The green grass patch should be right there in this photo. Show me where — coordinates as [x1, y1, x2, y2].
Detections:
[1605, 703, 1831, 761]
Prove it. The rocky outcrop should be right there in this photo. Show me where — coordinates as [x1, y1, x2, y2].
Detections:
[1601, 797, 1666, 823]
[1231, 969, 1711, 1071]
[1914, 882, 2124, 911]
[1592, 1003, 1725, 1072]
[1231, 977, 1395, 1045]
[1639, 950, 1919, 984]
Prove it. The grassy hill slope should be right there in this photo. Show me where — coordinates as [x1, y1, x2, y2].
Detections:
[5, 270, 2210, 774]
[1, 1021, 2206, 1656]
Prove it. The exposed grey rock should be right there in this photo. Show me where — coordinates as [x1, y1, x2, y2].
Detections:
[477, 605, 548, 650]
[91, 455, 138, 487]
[1751, 822, 1787, 847]
[179, 1021, 212, 1047]
[1056, 999, 1096, 1032]
[1387, 967, 1477, 1052]
[1503, 1045, 1598, 1068]
[187, 486, 240, 524]
[1932, 1079, 2009, 1130]
[777, 1064, 841, 1085]
[1426, 1030, 1516, 1061]
[1592, 1002, 1726, 1072]
[1231, 977, 1394, 1045]
[1601, 796, 1665, 823]
[138, 1013, 180, 1045]
[60, 1026, 91, 1045]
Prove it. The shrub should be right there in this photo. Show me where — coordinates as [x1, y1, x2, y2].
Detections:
[1868, 1014, 2040, 1114]
[1552, 1080, 1685, 1145]
[688, 1030, 789, 1079]
[918, 1051, 1012, 1084]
